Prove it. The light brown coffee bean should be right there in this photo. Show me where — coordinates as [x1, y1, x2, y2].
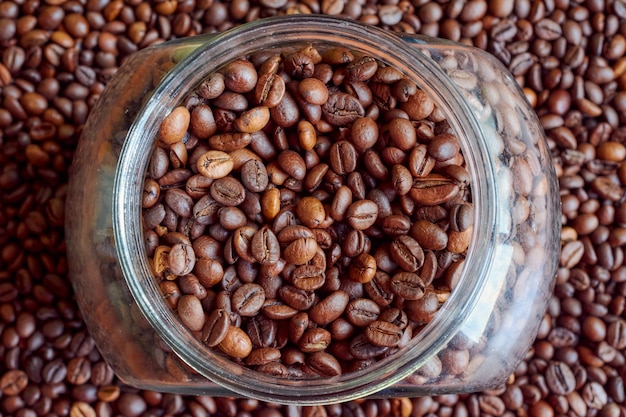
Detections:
[196, 150, 234, 179]
[388, 117, 417, 151]
[159, 106, 190, 144]
[234, 106, 270, 133]
[296, 196, 325, 228]
[218, 326, 253, 359]
[283, 237, 318, 265]
[349, 253, 377, 284]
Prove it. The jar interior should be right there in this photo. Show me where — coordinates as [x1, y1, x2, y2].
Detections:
[113, 15, 497, 404]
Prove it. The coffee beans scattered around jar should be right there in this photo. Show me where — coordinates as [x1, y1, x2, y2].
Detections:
[143, 44, 473, 376]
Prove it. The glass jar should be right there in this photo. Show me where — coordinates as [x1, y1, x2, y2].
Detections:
[66, 15, 560, 405]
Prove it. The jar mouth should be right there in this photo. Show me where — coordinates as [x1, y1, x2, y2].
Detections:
[113, 15, 496, 404]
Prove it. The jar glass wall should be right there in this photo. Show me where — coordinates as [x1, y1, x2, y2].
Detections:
[66, 15, 560, 405]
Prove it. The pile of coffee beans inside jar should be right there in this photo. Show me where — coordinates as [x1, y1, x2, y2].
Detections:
[142, 44, 473, 376]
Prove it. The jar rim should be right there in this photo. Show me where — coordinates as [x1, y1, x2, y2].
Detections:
[113, 15, 497, 404]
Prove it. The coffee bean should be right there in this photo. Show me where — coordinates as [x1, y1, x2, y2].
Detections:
[177, 295, 205, 331]
[390, 235, 424, 272]
[387, 118, 416, 151]
[231, 283, 265, 317]
[222, 59, 257, 93]
[196, 150, 234, 179]
[250, 226, 280, 265]
[299, 327, 331, 352]
[283, 237, 318, 265]
[306, 351, 342, 376]
[254, 72, 285, 108]
[349, 333, 388, 360]
[323, 91, 365, 125]
[346, 298, 380, 327]
[410, 219, 448, 251]
[210, 177, 246, 206]
[159, 106, 190, 144]
[545, 361, 576, 395]
[410, 175, 461, 206]
[346, 199, 379, 230]
[169, 243, 195, 276]
[365, 320, 402, 347]
[218, 326, 253, 359]
[349, 253, 377, 284]
[0, 369, 28, 395]
[201, 309, 230, 347]
[329, 140, 357, 175]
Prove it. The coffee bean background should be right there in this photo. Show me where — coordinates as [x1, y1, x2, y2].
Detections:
[0, 0, 625, 416]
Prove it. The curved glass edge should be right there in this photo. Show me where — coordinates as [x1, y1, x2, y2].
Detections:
[113, 15, 498, 404]
[385, 37, 561, 394]
[65, 38, 229, 394]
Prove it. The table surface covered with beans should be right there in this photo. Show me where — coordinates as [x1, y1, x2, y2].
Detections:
[0, 0, 625, 416]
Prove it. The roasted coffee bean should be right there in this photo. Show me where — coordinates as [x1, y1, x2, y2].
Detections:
[545, 361, 576, 395]
[177, 295, 205, 332]
[279, 286, 316, 311]
[329, 140, 357, 175]
[410, 220, 448, 251]
[348, 253, 377, 284]
[296, 197, 325, 228]
[168, 243, 196, 276]
[390, 235, 424, 272]
[196, 150, 234, 179]
[210, 177, 246, 206]
[349, 334, 388, 360]
[365, 320, 402, 347]
[218, 326, 253, 359]
[291, 265, 326, 291]
[390, 272, 425, 300]
[231, 283, 265, 317]
[201, 309, 230, 347]
[262, 299, 298, 320]
[346, 199, 379, 230]
[159, 106, 190, 144]
[299, 327, 332, 352]
[277, 150, 306, 181]
[306, 351, 342, 376]
[322, 92, 365, 125]
[222, 59, 258, 93]
[251, 226, 280, 265]
[254, 73, 286, 108]
[346, 298, 380, 327]
[410, 175, 461, 206]
[283, 237, 318, 265]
